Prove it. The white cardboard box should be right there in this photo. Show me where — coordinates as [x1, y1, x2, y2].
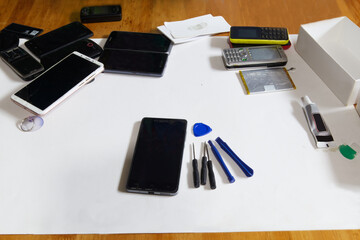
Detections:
[295, 16, 360, 105]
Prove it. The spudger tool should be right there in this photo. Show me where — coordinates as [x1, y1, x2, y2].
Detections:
[208, 140, 235, 183]
[192, 143, 200, 188]
[205, 143, 216, 189]
[200, 142, 207, 185]
[215, 137, 254, 177]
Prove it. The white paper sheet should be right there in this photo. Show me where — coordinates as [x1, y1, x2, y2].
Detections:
[162, 14, 230, 40]
[0, 36, 360, 234]
[157, 25, 209, 44]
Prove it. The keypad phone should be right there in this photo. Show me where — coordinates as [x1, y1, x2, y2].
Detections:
[80, 5, 122, 23]
[222, 45, 287, 69]
[1, 47, 44, 81]
[230, 26, 289, 45]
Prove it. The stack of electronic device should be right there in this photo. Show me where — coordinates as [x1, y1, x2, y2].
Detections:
[98, 31, 173, 77]
[0, 22, 103, 81]
[25, 21, 103, 71]
[3, 22, 105, 116]
[221, 26, 296, 94]
[222, 26, 290, 70]
[0, 23, 43, 81]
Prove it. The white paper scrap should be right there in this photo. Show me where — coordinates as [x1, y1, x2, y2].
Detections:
[157, 25, 209, 44]
[163, 14, 230, 39]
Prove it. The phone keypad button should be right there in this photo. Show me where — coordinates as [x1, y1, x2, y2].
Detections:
[223, 48, 251, 64]
[259, 27, 288, 40]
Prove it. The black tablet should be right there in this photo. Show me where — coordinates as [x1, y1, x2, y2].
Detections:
[104, 31, 172, 53]
[98, 49, 169, 77]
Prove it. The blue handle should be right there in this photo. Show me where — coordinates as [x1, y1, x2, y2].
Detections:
[207, 140, 235, 183]
[215, 137, 254, 177]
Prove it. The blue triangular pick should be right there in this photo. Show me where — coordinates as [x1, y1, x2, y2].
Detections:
[193, 123, 212, 137]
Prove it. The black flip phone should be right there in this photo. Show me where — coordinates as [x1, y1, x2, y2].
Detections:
[126, 117, 187, 195]
[80, 5, 122, 23]
[40, 39, 103, 69]
[24, 22, 93, 58]
[3, 23, 43, 39]
[1, 47, 44, 81]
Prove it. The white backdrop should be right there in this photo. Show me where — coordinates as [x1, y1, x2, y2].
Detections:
[0, 36, 359, 234]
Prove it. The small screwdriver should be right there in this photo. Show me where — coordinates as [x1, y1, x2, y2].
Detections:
[192, 143, 200, 188]
[200, 142, 207, 185]
[205, 143, 216, 189]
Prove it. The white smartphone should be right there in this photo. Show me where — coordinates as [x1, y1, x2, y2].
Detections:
[11, 51, 104, 115]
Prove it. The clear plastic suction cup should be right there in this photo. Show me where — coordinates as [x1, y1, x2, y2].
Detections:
[19, 116, 44, 132]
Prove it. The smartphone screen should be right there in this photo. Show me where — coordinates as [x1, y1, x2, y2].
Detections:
[11, 52, 103, 115]
[25, 22, 93, 58]
[99, 49, 168, 77]
[104, 31, 172, 53]
[126, 118, 187, 195]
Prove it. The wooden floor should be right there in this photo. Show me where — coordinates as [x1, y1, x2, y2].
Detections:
[0, 0, 360, 239]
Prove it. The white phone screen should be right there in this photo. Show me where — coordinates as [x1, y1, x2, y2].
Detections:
[14, 53, 100, 111]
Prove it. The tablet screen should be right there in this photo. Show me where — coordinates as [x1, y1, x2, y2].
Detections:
[98, 49, 168, 77]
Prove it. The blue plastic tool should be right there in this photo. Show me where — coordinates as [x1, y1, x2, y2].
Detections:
[215, 137, 254, 177]
[193, 123, 212, 137]
[207, 140, 235, 183]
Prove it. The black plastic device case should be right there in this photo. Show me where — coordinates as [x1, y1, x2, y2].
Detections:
[80, 5, 122, 23]
[3, 23, 43, 39]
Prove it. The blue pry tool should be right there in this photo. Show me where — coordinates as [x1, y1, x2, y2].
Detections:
[207, 140, 235, 183]
[193, 123, 212, 137]
[215, 137, 254, 177]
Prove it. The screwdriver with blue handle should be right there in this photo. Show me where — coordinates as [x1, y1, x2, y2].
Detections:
[208, 140, 235, 183]
[192, 143, 200, 188]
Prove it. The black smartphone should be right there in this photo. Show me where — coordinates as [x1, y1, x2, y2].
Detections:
[80, 5, 122, 23]
[126, 117, 187, 195]
[98, 49, 169, 77]
[40, 39, 103, 69]
[104, 31, 172, 53]
[3, 23, 43, 39]
[24, 22, 93, 58]
[0, 47, 44, 81]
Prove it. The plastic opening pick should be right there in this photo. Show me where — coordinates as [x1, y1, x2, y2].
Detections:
[193, 123, 212, 137]
[339, 143, 360, 160]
